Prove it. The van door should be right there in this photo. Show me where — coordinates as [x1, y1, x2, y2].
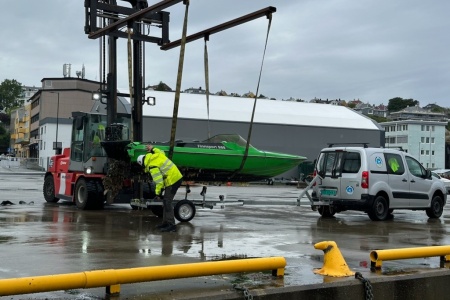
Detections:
[339, 151, 362, 200]
[316, 151, 343, 199]
[384, 153, 410, 208]
[405, 156, 431, 208]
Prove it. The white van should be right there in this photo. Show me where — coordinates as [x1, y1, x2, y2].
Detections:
[311, 146, 447, 221]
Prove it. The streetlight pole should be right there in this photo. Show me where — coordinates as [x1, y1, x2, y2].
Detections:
[50, 92, 61, 155]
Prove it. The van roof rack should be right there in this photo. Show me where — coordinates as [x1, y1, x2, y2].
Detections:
[327, 142, 369, 148]
[382, 146, 405, 151]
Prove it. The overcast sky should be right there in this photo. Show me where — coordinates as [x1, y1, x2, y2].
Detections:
[2, 1, 450, 107]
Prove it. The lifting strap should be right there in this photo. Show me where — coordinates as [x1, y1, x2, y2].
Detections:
[229, 13, 272, 180]
[168, 0, 190, 160]
[127, 27, 134, 141]
[204, 35, 211, 138]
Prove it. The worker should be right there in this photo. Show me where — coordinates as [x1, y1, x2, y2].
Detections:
[137, 145, 183, 232]
[388, 157, 400, 173]
[91, 130, 102, 156]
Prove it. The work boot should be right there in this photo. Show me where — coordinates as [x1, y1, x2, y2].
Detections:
[160, 224, 177, 232]
[156, 223, 169, 229]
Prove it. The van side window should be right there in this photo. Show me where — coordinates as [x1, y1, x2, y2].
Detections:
[384, 153, 405, 175]
[405, 156, 426, 178]
[342, 152, 361, 173]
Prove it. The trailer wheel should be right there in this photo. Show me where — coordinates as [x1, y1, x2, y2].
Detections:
[43, 175, 60, 203]
[75, 178, 100, 210]
[174, 200, 196, 222]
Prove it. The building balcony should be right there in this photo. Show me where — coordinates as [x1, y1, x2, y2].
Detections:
[15, 138, 30, 145]
[18, 128, 27, 134]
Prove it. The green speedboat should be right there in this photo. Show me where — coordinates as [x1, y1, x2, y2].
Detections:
[122, 134, 306, 182]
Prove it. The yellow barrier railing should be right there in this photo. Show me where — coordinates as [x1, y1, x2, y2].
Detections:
[370, 245, 450, 270]
[0, 257, 286, 296]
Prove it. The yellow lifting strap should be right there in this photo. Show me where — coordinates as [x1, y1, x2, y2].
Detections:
[204, 36, 211, 138]
[168, 0, 190, 160]
[229, 12, 273, 180]
[127, 27, 134, 141]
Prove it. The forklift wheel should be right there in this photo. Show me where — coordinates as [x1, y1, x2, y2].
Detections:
[43, 175, 60, 203]
[174, 200, 196, 222]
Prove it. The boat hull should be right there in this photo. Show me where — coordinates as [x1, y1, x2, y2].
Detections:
[102, 136, 306, 182]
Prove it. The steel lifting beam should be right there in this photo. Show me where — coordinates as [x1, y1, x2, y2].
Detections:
[160, 6, 276, 50]
[88, 0, 183, 39]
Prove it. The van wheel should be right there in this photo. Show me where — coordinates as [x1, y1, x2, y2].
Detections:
[368, 196, 389, 221]
[318, 206, 336, 217]
[426, 196, 444, 218]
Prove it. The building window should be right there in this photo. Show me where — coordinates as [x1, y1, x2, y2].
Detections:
[431, 137, 435, 143]
[432, 150, 435, 155]
[31, 99, 40, 109]
[402, 125, 408, 130]
[390, 126, 395, 132]
[426, 150, 429, 155]
[421, 125, 425, 131]
[385, 126, 389, 132]
[421, 137, 425, 143]
[31, 113, 39, 123]
[426, 137, 429, 143]
[431, 125, 435, 131]
[421, 150, 424, 155]
[397, 136, 408, 143]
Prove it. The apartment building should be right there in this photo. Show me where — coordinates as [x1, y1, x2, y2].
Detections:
[10, 104, 31, 157]
[381, 105, 448, 169]
[27, 77, 100, 169]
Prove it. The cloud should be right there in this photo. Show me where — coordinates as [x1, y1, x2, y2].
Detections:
[1, 0, 450, 107]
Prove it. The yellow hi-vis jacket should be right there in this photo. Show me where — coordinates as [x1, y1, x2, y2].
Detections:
[143, 148, 183, 196]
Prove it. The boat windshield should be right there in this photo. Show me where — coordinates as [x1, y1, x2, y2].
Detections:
[203, 134, 253, 148]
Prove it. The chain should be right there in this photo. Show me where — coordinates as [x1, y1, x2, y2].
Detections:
[233, 284, 253, 300]
[355, 272, 374, 300]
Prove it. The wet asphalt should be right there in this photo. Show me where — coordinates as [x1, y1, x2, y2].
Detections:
[1, 170, 450, 299]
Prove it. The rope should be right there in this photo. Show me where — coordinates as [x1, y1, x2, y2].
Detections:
[229, 13, 272, 180]
[127, 27, 134, 141]
[168, 0, 190, 160]
[204, 36, 211, 138]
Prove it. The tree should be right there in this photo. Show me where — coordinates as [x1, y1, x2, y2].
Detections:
[0, 113, 10, 125]
[0, 79, 22, 112]
[0, 124, 10, 154]
[367, 115, 388, 123]
[155, 81, 172, 91]
[387, 97, 419, 112]
[347, 102, 356, 109]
